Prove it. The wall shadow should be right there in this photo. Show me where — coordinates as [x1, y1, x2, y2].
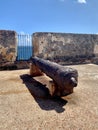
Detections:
[20, 74, 68, 113]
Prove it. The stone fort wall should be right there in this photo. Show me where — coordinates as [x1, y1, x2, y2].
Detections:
[33, 32, 98, 64]
[0, 30, 17, 62]
[0, 30, 98, 70]
[0, 30, 18, 70]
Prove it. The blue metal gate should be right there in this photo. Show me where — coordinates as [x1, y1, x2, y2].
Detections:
[17, 34, 33, 60]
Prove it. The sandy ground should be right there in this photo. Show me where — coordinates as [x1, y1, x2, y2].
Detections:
[0, 64, 98, 130]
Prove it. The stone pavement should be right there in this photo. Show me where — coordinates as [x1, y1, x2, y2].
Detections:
[0, 64, 98, 130]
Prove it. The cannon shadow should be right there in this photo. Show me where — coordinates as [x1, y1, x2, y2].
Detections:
[20, 74, 68, 113]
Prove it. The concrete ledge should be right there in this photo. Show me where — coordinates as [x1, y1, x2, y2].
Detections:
[0, 61, 31, 70]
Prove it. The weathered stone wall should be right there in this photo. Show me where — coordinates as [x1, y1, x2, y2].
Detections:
[0, 30, 17, 62]
[33, 33, 98, 64]
[0, 31, 98, 70]
[93, 35, 98, 56]
[0, 30, 17, 70]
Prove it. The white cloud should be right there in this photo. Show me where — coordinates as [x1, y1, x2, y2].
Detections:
[18, 32, 32, 46]
[20, 31, 25, 35]
[77, 0, 87, 4]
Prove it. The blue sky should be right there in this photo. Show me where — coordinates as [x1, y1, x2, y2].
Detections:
[0, 0, 98, 34]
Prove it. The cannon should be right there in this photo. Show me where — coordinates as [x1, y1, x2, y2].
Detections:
[30, 56, 78, 97]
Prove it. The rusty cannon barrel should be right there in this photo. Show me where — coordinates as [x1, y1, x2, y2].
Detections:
[30, 56, 78, 97]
